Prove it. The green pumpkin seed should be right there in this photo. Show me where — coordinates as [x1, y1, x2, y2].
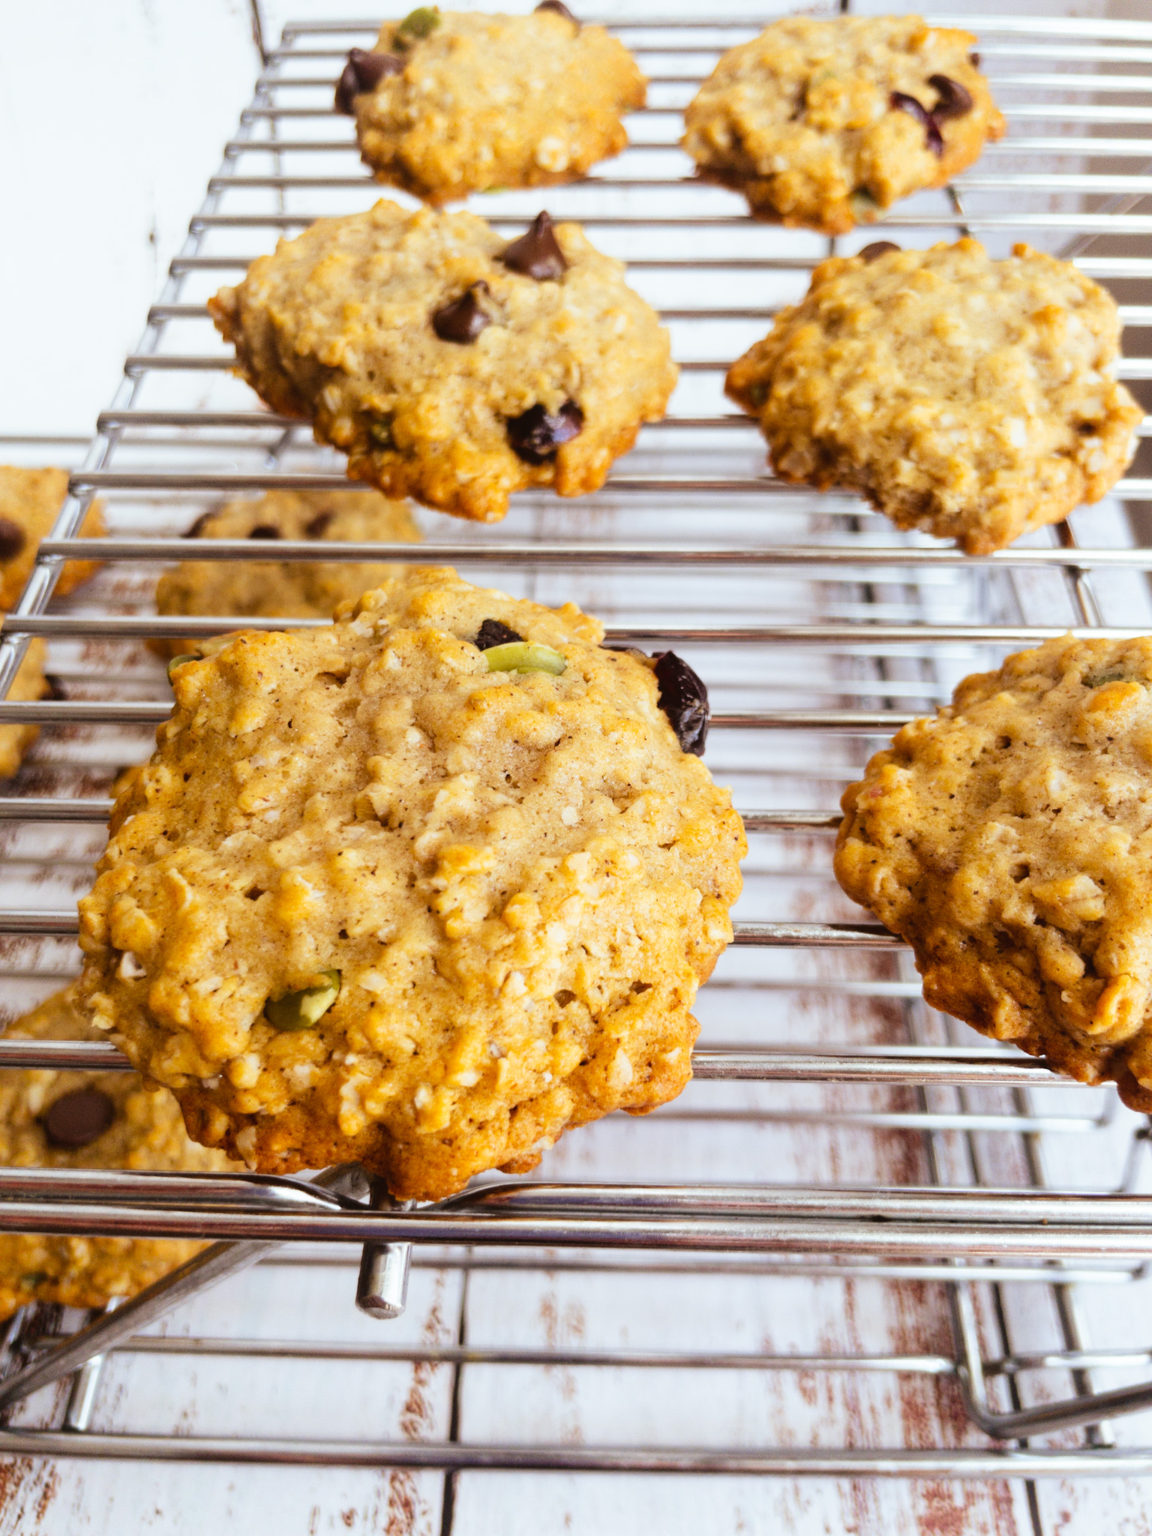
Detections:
[264, 969, 341, 1032]
[166, 653, 200, 683]
[396, 7, 440, 43]
[484, 641, 566, 676]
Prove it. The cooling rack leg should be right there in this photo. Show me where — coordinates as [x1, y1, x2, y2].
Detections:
[62, 1299, 119, 1432]
[953, 1276, 1152, 1437]
[355, 1179, 412, 1321]
[0, 1239, 274, 1412]
[0, 1164, 367, 1411]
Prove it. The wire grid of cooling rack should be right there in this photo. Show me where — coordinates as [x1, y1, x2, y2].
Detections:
[1, 9, 1152, 1516]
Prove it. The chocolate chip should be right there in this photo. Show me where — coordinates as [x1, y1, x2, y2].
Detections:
[42, 1088, 115, 1150]
[969, 51, 981, 68]
[928, 74, 973, 121]
[247, 524, 282, 540]
[0, 518, 27, 563]
[183, 511, 215, 539]
[335, 61, 363, 115]
[536, 0, 579, 20]
[859, 241, 900, 263]
[432, 282, 492, 344]
[475, 618, 524, 650]
[40, 675, 66, 701]
[506, 401, 583, 463]
[890, 92, 943, 156]
[500, 212, 567, 281]
[304, 510, 336, 538]
[335, 48, 403, 114]
[653, 652, 709, 756]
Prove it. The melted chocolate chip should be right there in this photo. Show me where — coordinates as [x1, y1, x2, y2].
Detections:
[304, 510, 336, 538]
[42, 1088, 115, 1150]
[475, 618, 524, 650]
[506, 401, 584, 463]
[247, 524, 282, 539]
[40, 675, 66, 701]
[500, 212, 568, 281]
[0, 518, 27, 563]
[969, 51, 981, 68]
[890, 91, 943, 156]
[536, 0, 578, 19]
[432, 282, 491, 344]
[335, 48, 403, 114]
[859, 241, 900, 263]
[653, 651, 709, 756]
[928, 73, 973, 120]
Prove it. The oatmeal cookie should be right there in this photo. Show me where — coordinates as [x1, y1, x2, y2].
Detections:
[683, 14, 1003, 233]
[836, 635, 1152, 1112]
[0, 467, 105, 610]
[0, 986, 235, 1318]
[152, 489, 421, 659]
[0, 638, 51, 780]
[208, 201, 677, 523]
[726, 240, 1141, 554]
[78, 568, 745, 1199]
[338, 6, 645, 202]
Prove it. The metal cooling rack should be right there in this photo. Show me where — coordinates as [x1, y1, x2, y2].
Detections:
[1, 9, 1152, 1515]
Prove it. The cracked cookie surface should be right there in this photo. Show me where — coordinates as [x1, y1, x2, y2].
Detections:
[345, 7, 645, 202]
[683, 14, 1003, 233]
[209, 202, 677, 523]
[0, 466, 105, 610]
[726, 240, 1141, 554]
[0, 986, 236, 1318]
[153, 489, 421, 658]
[78, 568, 745, 1199]
[836, 636, 1152, 1112]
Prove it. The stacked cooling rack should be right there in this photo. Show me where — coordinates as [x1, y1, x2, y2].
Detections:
[1, 9, 1152, 1531]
